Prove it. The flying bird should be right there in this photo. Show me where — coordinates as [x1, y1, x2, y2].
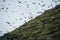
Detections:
[26, 4, 29, 8]
[41, 0, 43, 2]
[3, 0, 5, 2]
[19, 6, 21, 7]
[1, 7, 4, 9]
[20, 18, 22, 20]
[21, 13, 24, 16]
[42, 4, 45, 7]
[10, 24, 12, 26]
[32, 2, 36, 4]
[29, 13, 32, 15]
[24, 17, 27, 19]
[13, 22, 15, 24]
[6, 8, 8, 9]
[6, 22, 10, 24]
[24, 1, 27, 3]
[17, 1, 21, 3]
[38, 3, 40, 5]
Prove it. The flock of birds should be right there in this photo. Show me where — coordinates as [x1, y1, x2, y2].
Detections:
[0, 0, 60, 35]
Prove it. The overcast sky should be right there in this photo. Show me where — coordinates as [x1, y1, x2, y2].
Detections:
[0, 0, 60, 36]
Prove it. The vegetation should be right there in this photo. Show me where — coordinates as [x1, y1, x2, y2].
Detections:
[0, 4, 60, 40]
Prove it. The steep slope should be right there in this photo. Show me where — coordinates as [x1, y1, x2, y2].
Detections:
[0, 4, 60, 40]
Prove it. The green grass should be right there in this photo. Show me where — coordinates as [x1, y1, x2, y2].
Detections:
[0, 4, 60, 40]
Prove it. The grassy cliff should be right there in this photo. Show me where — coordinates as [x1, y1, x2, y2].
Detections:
[0, 4, 60, 40]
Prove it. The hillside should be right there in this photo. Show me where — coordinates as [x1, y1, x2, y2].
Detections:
[0, 4, 60, 40]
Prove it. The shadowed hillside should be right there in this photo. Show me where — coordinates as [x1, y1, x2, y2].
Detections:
[0, 4, 60, 40]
